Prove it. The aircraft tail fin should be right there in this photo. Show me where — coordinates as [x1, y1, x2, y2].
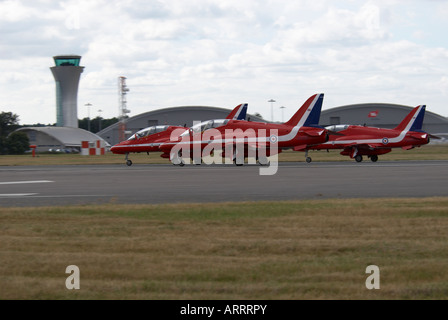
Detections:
[284, 93, 324, 127]
[394, 105, 426, 132]
[226, 103, 248, 120]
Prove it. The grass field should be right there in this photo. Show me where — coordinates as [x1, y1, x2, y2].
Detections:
[1, 144, 448, 166]
[1, 198, 448, 300]
[1, 145, 448, 300]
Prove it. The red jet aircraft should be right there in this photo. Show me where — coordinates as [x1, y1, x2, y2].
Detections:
[110, 103, 248, 166]
[308, 104, 435, 162]
[159, 93, 328, 166]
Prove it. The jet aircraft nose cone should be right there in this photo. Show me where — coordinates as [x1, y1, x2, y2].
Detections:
[110, 145, 120, 153]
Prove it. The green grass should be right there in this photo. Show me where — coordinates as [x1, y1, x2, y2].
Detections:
[1, 198, 448, 300]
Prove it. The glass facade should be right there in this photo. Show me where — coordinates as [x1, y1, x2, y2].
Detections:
[53, 56, 81, 66]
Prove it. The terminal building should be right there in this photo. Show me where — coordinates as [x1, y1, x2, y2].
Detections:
[16, 126, 109, 153]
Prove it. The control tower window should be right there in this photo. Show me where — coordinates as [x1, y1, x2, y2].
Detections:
[54, 58, 80, 66]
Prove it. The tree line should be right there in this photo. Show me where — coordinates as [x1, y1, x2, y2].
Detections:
[0, 112, 30, 155]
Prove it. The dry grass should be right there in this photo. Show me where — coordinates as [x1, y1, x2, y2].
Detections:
[1, 198, 448, 300]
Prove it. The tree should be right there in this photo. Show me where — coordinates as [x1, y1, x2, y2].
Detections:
[0, 112, 20, 137]
[5, 131, 30, 155]
[0, 111, 22, 155]
[79, 117, 119, 133]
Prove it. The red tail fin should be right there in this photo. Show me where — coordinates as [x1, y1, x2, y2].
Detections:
[226, 103, 248, 120]
[284, 93, 324, 127]
[394, 105, 426, 132]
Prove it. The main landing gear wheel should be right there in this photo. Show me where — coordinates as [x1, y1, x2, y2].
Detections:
[370, 155, 378, 162]
[257, 156, 270, 166]
[172, 161, 185, 166]
[355, 155, 363, 163]
[172, 150, 185, 166]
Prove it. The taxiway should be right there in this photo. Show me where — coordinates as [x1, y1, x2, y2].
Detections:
[1, 161, 447, 207]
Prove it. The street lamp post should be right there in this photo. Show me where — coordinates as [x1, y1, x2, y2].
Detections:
[85, 103, 92, 132]
[280, 106, 286, 123]
[98, 109, 103, 132]
[268, 99, 276, 122]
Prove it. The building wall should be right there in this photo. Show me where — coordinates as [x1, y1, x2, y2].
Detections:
[17, 127, 108, 153]
[27, 131, 65, 152]
[50, 65, 84, 128]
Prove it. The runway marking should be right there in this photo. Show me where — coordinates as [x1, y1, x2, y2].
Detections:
[0, 194, 111, 199]
[0, 180, 54, 185]
[0, 193, 38, 197]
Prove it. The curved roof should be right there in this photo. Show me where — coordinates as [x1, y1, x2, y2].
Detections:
[322, 103, 448, 122]
[320, 103, 448, 133]
[17, 127, 109, 147]
[129, 105, 243, 122]
[98, 105, 264, 134]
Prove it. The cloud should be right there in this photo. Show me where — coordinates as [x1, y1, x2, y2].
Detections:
[1, 0, 448, 125]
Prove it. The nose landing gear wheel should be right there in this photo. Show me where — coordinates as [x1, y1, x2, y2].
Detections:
[355, 155, 363, 163]
[304, 150, 312, 164]
[126, 160, 133, 166]
[370, 155, 378, 162]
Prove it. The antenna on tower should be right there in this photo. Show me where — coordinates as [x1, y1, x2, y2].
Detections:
[118, 76, 130, 142]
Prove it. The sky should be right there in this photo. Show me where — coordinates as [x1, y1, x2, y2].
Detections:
[1, 0, 448, 125]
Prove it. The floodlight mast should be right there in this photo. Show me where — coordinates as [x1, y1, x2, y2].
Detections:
[118, 76, 130, 142]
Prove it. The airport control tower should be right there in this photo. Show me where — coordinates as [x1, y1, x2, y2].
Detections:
[50, 55, 84, 127]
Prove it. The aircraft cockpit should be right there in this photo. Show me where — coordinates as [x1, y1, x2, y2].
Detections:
[180, 119, 229, 137]
[128, 125, 170, 140]
[325, 124, 349, 132]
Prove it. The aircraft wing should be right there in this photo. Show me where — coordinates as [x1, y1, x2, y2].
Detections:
[342, 143, 392, 157]
[302, 128, 326, 137]
[344, 143, 383, 150]
[293, 145, 308, 151]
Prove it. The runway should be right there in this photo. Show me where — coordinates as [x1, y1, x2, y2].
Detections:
[1, 160, 448, 207]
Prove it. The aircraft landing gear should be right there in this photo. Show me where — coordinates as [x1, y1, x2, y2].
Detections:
[257, 155, 270, 166]
[305, 150, 312, 163]
[171, 150, 185, 166]
[355, 155, 363, 163]
[370, 155, 378, 162]
[232, 148, 244, 166]
[125, 153, 133, 166]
